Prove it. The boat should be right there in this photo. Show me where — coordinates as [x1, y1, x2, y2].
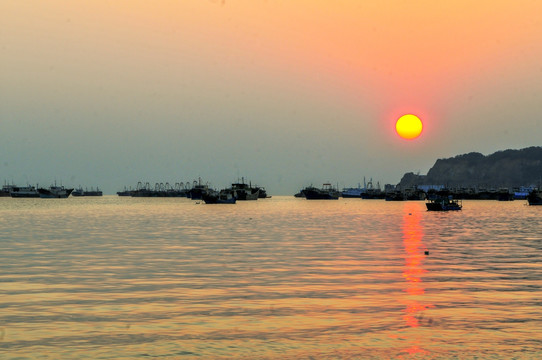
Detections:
[202, 189, 236, 204]
[513, 186, 532, 200]
[255, 186, 270, 198]
[426, 196, 462, 211]
[1, 184, 14, 197]
[359, 179, 385, 199]
[304, 183, 340, 200]
[384, 187, 425, 201]
[10, 185, 40, 198]
[497, 188, 514, 201]
[131, 182, 190, 197]
[294, 188, 310, 198]
[117, 188, 135, 196]
[229, 178, 259, 200]
[403, 187, 426, 200]
[189, 178, 210, 200]
[341, 184, 363, 198]
[72, 186, 103, 196]
[385, 190, 405, 201]
[527, 189, 542, 205]
[38, 185, 74, 198]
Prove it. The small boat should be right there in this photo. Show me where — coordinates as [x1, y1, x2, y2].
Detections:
[38, 185, 74, 198]
[202, 189, 236, 204]
[304, 183, 340, 200]
[527, 190, 542, 205]
[426, 196, 462, 211]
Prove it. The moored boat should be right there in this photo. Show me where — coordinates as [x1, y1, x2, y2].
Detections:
[228, 178, 259, 200]
[385, 190, 405, 201]
[359, 179, 385, 199]
[497, 188, 514, 201]
[202, 189, 236, 204]
[304, 183, 340, 200]
[117, 188, 135, 196]
[1, 184, 14, 197]
[426, 196, 462, 211]
[255, 186, 270, 198]
[294, 188, 310, 198]
[189, 179, 210, 200]
[527, 189, 542, 205]
[341, 184, 363, 198]
[10, 185, 40, 198]
[72, 187, 103, 196]
[38, 185, 74, 198]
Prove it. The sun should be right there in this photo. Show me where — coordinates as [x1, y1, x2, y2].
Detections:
[396, 114, 423, 140]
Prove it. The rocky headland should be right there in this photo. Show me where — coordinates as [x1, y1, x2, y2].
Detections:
[398, 146, 542, 189]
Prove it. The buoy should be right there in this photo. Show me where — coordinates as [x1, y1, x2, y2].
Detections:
[424, 251, 429, 255]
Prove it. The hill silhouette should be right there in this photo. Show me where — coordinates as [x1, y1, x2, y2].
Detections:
[398, 146, 542, 188]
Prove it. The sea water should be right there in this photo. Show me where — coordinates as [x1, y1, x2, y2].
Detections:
[0, 196, 541, 359]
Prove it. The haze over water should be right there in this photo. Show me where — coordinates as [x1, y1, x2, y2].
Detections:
[1, 197, 541, 359]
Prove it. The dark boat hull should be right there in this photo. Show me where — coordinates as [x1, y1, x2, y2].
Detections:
[11, 193, 40, 198]
[202, 194, 236, 204]
[73, 190, 103, 196]
[304, 189, 339, 200]
[527, 190, 542, 205]
[426, 201, 462, 211]
[38, 188, 74, 198]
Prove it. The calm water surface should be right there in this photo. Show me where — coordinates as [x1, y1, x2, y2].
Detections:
[1, 196, 541, 359]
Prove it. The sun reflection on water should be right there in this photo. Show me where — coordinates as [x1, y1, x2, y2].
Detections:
[400, 203, 433, 356]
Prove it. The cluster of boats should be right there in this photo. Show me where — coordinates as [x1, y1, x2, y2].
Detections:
[1, 184, 102, 198]
[1, 184, 73, 198]
[295, 183, 542, 210]
[294, 183, 463, 211]
[295, 183, 424, 201]
[72, 187, 103, 196]
[4, 178, 541, 208]
[117, 179, 269, 204]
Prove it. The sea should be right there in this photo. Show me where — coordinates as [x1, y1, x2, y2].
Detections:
[1, 196, 541, 359]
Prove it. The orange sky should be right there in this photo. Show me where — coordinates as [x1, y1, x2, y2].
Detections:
[113, 1, 542, 141]
[2, 1, 541, 192]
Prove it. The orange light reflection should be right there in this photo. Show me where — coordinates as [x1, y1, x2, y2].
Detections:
[401, 203, 433, 354]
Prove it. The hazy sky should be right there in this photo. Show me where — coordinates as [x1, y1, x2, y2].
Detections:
[2, 1, 541, 194]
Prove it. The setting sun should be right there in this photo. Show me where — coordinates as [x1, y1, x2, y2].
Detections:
[396, 114, 423, 140]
